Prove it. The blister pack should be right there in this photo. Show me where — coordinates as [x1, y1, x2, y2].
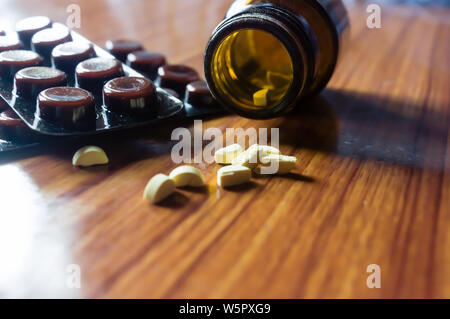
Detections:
[0, 17, 224, 152]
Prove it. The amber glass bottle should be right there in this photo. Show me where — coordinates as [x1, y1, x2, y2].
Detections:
[204, 0, 349, 119]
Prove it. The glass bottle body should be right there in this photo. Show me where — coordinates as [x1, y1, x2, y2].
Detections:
[204, 0, 349, 119]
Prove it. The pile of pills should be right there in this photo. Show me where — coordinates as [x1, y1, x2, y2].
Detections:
[143, 166, 205, 204]
[71, 143, 297, 205]
[215, 143, 297, 187]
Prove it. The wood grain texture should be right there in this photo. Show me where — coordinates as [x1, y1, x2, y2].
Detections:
[0, 0, 449, 298]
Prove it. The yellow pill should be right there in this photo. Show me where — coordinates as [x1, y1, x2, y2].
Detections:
[214, 143, 244, 164]
[255, 154, 297, 175]
[253, 88, 269, 107]
[231, 147, 261, 169]
[72, 146, 109, 167]
[143, 174, 176, 204]
[169, 165, 205, 187]
[217, 165, 252, 187]
[247, 144, 281, 157]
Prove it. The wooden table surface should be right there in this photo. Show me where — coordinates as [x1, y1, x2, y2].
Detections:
[0, 0, 449, 299]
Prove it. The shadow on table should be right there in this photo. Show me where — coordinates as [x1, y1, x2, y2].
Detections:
[0, 118, 191, 168]
[1, 88, 448, 173]
[0, 105, 228, 167]
[279, 88, 448, 171]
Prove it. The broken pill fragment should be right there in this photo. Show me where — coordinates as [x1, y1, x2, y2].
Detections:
[253, 88, 269, 107]
[255, 154, 297, 175]
[169, 165, 205, 187]
[247, 144, 281, 157]
[72, 145, 109, 167]
[143, 174, 176, 204]
[214, 143, 243, 164]
[231, 146, 264, 169]
[217, 165, 251, 187]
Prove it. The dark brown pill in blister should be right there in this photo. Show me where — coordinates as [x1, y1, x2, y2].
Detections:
[0, 109, 34, 140]
[157, 64, 200, 97]
[14, 67, 67, 98]
[75, 57, 124, 95]
[37, 87, 96, 129]
[185, 80, 214, 106]
[31, 26, 72, 58]
[15, 16, 52, 47]
[103, 76, 157, 116]
[0, 50, 44, 78]
[0, 36, 24, 52]
[105, 39, 143, 62]
[126, 51, 166, 80]
[52, 41, 96, 73]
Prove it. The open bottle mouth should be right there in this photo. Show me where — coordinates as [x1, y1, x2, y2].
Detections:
[205, 5, 316, 119]
[211, 28, 294, 111]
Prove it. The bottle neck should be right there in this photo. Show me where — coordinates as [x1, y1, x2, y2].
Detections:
[204, 4, 318, 118]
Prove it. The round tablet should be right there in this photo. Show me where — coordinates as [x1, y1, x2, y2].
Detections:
[126, 51, 166, 80]
[157, 64, 200, 96]
[105, 39, 143, 62]
[0, 31, 5, 36]
[0, 109, 33, 139]
[14, 67, 67, 97]
[185, 80, 214, 106]
[15, 16, 52, 46]
[37, 87, 96, 129]
[31, 27, 72, 58]
[76, 57, 124, 94]
[103, 76, 157, 115]
[52, 41, 96, 73]
[0, 50, 44, 78]
[0, 36, 24, 52]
